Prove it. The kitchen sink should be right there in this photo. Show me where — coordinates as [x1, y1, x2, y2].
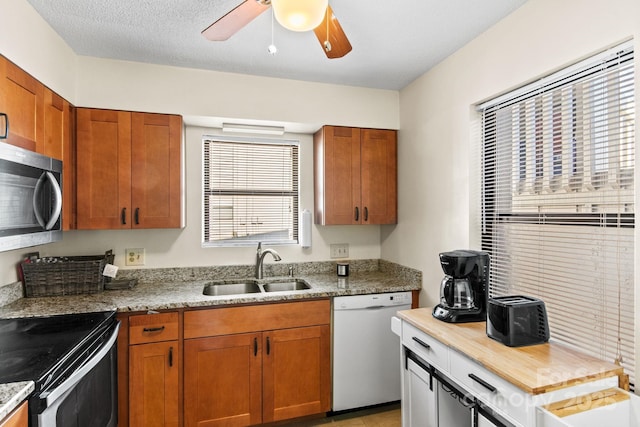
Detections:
[262, 280, 311, 292]
[203, 281, 261, 296]
[202, 279, 311, 296]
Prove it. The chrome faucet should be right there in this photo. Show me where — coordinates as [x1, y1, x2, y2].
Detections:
[255, 242, 282, 279]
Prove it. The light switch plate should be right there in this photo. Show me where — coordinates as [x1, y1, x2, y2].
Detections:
[330, 243, 349, 259]
[125, 248, 145, 266]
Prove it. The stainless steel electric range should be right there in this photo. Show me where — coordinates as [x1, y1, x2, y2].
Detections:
[0, 311, 119, 427]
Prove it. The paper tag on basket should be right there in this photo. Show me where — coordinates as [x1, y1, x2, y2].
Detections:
[103, 264, 119, 278]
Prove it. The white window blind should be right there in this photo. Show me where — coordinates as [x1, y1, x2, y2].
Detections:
[203, 137, 299, 246]
[480, 42, 635, 384]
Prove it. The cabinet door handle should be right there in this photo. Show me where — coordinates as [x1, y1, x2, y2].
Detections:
[355, 207, 359, 221]
[0, 113, 8, 138]
[143, 326, 165, 333]
[121, 207, 127, 225]
[266, 336, 271, 355]
[468, 373, 497, 393]
[364, 207, 369, 221]
[134, 208, 140, 225]
[253, 337, 258, 356]
[168, 346, 173, 367]
[412, 336, 431, 350]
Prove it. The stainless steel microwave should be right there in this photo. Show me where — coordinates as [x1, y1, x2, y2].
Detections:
[0, 142, 62, 252]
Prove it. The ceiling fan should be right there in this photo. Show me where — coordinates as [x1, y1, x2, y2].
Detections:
[202, 0, 352, 59]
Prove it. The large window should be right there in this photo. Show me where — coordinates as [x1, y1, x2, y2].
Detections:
[203, 136, 299, 246]
[480, 42, 635, 384]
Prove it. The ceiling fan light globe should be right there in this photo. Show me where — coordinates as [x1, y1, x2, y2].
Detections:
[272, 0, 328, 32]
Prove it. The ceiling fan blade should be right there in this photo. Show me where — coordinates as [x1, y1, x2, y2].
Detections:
[313, 6, 352, 59]
[202, 1, 270, 41]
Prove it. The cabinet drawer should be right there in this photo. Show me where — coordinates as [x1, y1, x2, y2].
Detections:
[537, 387, 640, 427]
[184, 299, 330, 339]
[129, 312, 179, 344]
[401, 322, 449, 373]
[449, 349, 528, 427]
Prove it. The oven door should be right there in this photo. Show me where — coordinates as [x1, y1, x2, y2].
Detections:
[31, 321, 119, 427]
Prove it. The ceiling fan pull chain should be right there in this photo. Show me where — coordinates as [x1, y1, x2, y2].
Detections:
[323, 6, 332, 52]
[268, 6, 277, 55]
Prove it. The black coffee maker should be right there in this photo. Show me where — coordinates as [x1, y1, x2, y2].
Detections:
[432, 249, 490, 323]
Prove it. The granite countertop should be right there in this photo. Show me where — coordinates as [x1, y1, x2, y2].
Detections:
[0, 269, 420, 318]
[0, 381, 33, 421]
[0, 263, 422, 318]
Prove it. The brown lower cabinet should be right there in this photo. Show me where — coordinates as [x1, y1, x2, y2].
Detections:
[130, 341, 180, 427]
[0, 401, 28, 427]
[124, 312, 181, 427]
[184, 325, 330, 426]
[183, 300, 331, 427]
[118, 300, 331, 427]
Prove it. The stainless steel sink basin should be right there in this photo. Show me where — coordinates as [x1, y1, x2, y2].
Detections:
[203, 281, 261, 296]
[262, 280, 311, 292]
[202, 278, 311, 296]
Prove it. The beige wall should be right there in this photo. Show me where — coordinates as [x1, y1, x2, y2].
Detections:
[387, 0, 640, 312]
[0, 0, 399, 285]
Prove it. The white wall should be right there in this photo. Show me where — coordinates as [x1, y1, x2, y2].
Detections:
[386, 0, 640, 311]
[0, 0, 399, 286]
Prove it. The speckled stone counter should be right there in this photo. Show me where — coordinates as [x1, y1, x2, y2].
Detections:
[0, 381, 33, 421]
[0, 259, 421, 318]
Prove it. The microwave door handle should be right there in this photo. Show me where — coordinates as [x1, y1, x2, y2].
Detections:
[33, 171, 62, 230]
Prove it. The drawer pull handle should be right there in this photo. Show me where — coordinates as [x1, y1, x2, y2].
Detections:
[143, 326, 166, 333]
[468, 373, 497, 393]
[412, 336, 431, 350]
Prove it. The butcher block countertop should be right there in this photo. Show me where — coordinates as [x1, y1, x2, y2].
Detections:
[397, 307, 625, 395]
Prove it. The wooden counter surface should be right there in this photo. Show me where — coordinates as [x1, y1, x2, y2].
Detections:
[397, 307, 624, 395]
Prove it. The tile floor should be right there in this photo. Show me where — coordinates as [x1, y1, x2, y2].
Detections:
[284, 403, 401, 427]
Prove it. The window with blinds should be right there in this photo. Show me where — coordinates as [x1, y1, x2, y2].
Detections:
[203, 137, 299, 246]
[480, 42, 635, 384]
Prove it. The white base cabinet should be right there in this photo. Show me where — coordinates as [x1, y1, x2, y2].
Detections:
[395, 316, 624, 427]
[403, 356, 438, 427]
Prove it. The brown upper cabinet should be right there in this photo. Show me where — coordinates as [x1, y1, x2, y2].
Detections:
[314, 125, 397, 225]
[44, 88, 75, 230]
[0, 56, 44, 152]
[76, 108, 183, 229]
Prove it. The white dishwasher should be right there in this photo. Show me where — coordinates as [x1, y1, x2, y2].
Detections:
[332, 291, 412, 411]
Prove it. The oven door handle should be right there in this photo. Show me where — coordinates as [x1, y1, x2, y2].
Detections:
[43, 322, 120, 407]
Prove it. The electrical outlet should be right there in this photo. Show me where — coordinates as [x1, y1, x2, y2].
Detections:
[330, 243, 349, 259]
[125, 248, 145, 266]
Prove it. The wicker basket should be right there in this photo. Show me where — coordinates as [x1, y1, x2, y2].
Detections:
[22, 250, 114, 297]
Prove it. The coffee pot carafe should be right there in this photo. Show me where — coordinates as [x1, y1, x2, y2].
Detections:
[433, 249, 490, 323]
[440, 276, 474, 309]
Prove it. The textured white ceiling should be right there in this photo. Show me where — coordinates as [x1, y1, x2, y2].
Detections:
[26, 0, 527, 90]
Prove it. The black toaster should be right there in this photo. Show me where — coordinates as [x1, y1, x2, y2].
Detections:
[486, 295, 550, 347]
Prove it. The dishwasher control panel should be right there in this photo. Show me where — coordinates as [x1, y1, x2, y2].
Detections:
[334, 292, 413, 310]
